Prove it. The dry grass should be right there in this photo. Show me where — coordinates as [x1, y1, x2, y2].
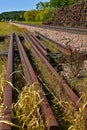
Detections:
[60, 92, 87, 130]
[0, 59, 6, 117]
[12, 83, 46, 130]
[51, 91, 87, 130]
[0, 58, 46, 129]
[0, 71, 46, 129]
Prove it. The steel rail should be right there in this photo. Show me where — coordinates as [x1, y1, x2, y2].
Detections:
[42, 25, 87, 35]
[25, 33, 48, 58]
[23, 32, 87, 117]
[0, 33, 14, 130]
[14, 32, 59, 130]
[31, 33, 48, 51]
[30, 34, 47, 58]
[35, 31, 71, 56]
[23, 33, 40, 60]
[15, 33, 33, 84]
[35, 31, 87, 59]
[23, 33, 79, 101]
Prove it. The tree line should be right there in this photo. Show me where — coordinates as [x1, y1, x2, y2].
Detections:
[0, 11, 25, 21]
[0, 0, 82, 22]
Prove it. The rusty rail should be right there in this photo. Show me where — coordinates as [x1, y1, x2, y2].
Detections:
[35, 31, 71, 56]
[23, 32, 48, 58]
[31, 33, 48, 51]
[35, 31, 87, 59]
[0, 33, 14, 130]
[14, 32, 59, 130]
[23, 32, 87, 117]
[1, 31, 87, 129]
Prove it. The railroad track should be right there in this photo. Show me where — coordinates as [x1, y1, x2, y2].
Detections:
[41, 25, 87, 35]
[0, 33, 14, 129]
[23, 32, 79, 103]
[34, 31, 71, 56]
[10, 22, 87, 59]
[23, 32, 87, 115]
[12, 22, 87, 35]
[34, 31, 87, 60]
[0, 31, 87, 129]
[0, 32, 59, 130]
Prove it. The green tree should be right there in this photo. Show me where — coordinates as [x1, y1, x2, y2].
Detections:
[35, 1, 53, 22]
[36, 1, 50, 10]
[0, 11, 25, 21]
[42, 7, 53, 21]
[0, 14, 3, 21]
[24, 10, 37, 21]
[50, 0, 80, 8]
[35, 10, 42, 21]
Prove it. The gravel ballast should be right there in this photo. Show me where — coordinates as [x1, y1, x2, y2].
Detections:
[11, 23, 87, 52]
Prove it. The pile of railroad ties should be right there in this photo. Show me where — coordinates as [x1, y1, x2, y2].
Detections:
[44, 0, 87, 27]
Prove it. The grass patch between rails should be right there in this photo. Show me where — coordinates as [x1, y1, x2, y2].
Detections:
[0, 58, 6, 117]
[0, 56, 6, 74]
[41, 39, 60, 53]
[31, 56, 61, 99]
[0, 37, 9, 51]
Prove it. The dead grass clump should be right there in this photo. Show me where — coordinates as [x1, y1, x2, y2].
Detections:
[0, 61, 6, 118]
[12, 83, 46, 130]
[52, 92, 87, 130]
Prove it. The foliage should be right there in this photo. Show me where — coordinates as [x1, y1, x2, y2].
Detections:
[50, 0, 81, 8]
[42, 7, 53, 21]
[36, 0, 81, 10]
[34, 10, 42, 21]
[0, 11, 25, 22]
[24, 0, 82, 23]
[24, 10, 37, 22]
[36, 1, 50, 10]
[0, 0, 83, 23]
[24, 8, 53, 22]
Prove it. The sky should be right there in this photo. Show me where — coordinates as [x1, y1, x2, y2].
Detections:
[0, 0, 49, 13]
